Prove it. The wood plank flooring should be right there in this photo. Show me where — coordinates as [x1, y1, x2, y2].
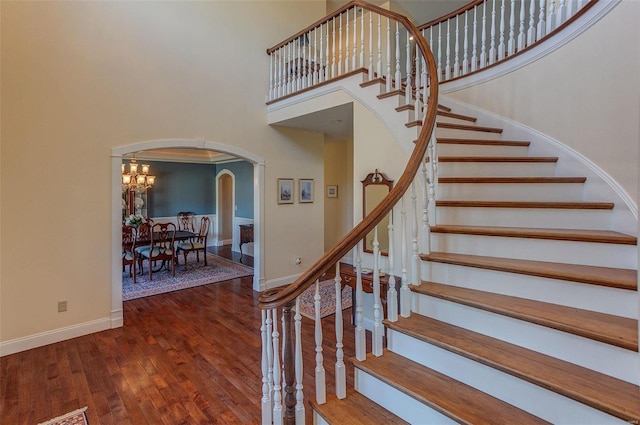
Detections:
[0, 269, 358, 424]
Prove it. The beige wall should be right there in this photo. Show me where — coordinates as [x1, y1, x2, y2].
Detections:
[324, 136, 354, 251]
[445, 1, 640, 206]
[1, 1, 325, 344]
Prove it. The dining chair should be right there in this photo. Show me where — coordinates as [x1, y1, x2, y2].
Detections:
[176, 211, 196, 232]
[133, 221, 153, 274]
[176, 216, 210, 269]
[122, 225, 137, 283]
[141, 222, 177, 280]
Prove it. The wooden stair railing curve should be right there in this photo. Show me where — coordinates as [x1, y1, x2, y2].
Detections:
[259, 0, 438, 311]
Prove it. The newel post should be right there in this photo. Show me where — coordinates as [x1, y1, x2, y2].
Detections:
[282, 302, 296, 424]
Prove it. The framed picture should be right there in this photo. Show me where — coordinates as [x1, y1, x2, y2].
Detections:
[299, 178, 314, 203]
[277, 178, 294, 204]
[326, 185, 338, 198]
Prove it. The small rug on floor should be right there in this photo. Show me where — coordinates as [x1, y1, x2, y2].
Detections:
[123, 253, 253, 301]
[296, 279, 352, 319]
[38, 407, 88, 425]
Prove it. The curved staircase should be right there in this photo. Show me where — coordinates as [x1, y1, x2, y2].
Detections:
[312, 96, 639, 424]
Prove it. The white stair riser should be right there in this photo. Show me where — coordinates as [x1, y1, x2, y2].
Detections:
[436, 143, 529, 156]
[314, 413, 330, 425]
[436, 115, 478, 125]
[412, 294, 640, 385]
[430, 233, 637, 269]
[435, 127, 503, 140]
[420, 261, 637, 319]
[437, 182, 584, 201]
[354, 368, 457, 424]
[387, 331, 628, 425]
[437, 161, 557, 177]
[435, 206, 613, 230]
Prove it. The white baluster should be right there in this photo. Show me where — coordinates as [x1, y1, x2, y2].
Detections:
[471, 6, 478, 71]
[286, 42, 291, 95]
[377, 14, 382, 78]
[508, 0, 516, 55]
[518, 0, 526, 51]
[360, 7, 365, 69]
[308, 31, 313, 87]
[445, 21, 451, 80]
[352, 6, 357, 71]
[429, 133, 438, 229]
[489, 0, 496, 64]
[421, 158, 430, 255]
[480, 1, 487, 67]
[453, 16, 460, 78]
[334, 263, 346, 399]
[261, 310, 272, 425]
[537, 0, 546, 40]
[294, 298, 305, 423]
[386, 17, 392, 91]
[372, 227, 383, 356]
[500, 0, 507, 59]
[437, 24, 442, 80]
[272, 309, 283, 425]
[387, 210, 398, 322]
[577, 0, 585, 13]
[314, 280, 326, 404]
[528, 0, 536, 45]
[325, 23, 330, 81]
[302, 35, 307, 89]
[400, 196, 410, 317]
[547, 0, 556, 34]
[411, 182, 420, 287]
[405, 31, 413, 104]
[266, 310, 274, 410]
[354, 245, 366, 361]
[395, 21, 401, 90]
[343, 12, 348, 73]
[297, 38, 302, 91]
[332, 17, 336, 78]
[414, 36, 422, 117]
[368, 12, 374, 78]
[556, 0, 566, 28]
[421, 56, 428, 121]
[316, 26, 321, 84]
[268, 53, 273, 101]
[463, 12, 469, 74]
[277, 47, 283, 98]
[566, 0, 575, 20]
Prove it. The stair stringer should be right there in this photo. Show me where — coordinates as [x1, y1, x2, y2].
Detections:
[436, 95, 637, 235]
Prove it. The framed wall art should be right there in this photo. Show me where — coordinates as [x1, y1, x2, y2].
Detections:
[326, 185, 338, 198]
[299, 178, 314, 203]
[277, 178, 294, 204]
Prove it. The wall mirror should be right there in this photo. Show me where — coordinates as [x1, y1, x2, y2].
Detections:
[362, 169, 393, 255]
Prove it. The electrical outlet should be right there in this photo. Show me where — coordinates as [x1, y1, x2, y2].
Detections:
[294, 256, 302, 265]
[58, 300, 68, 313]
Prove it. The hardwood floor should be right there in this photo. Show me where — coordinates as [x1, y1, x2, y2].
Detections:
[0, 275, 358, 424]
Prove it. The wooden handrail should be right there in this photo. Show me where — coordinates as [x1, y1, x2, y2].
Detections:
[266, 0, 423, 54]
[259, 1, 439, 311]
[417, 0, 485, 30]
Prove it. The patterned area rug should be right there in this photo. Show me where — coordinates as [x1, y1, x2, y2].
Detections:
[297, 279, 352, 319]
[123, 253, 253, 301]
[37, 407, 88, 425]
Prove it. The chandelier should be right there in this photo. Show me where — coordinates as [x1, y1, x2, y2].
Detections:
[122, 158, 156, 194]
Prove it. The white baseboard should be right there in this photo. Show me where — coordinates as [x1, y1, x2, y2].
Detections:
[0, 317, 112, 357]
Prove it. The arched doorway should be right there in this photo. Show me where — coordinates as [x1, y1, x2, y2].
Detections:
[216, 170, 235, 248]
[110, 139, 265, 328]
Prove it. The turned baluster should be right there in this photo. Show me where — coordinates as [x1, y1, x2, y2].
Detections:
[453, 16, 460, 78]
[387, 210, 398, 322]
[281, 303, 296, 424]
[372, 227, 383, 356]
[354, 244, 366, 361]
[489, 0, 497, 64]
[395, 22, 401, 90]
[334, 263, 346, 398]
[313, 280, 326, 404]
[400, 195, 410, 317]
[294, 298, 304, 424]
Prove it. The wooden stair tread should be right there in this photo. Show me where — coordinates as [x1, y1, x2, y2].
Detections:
[437, 137, 530, 146]
[310, 389, 409, 425]
[410, 281, 638, 350]
[420, 251, 637, 291]
[353, 351, 550, 425]
[384, 315, 640, 422]
[437, 122, 503, 133]
[395, 104, 413, 112]
[430, 224, 636, 245]
[439, 156, 557, 162]
[438, 176, 586, 183]
[437, 110, 477, 122]
[378, 89, 404, 99]
[436, 200, 614, 209]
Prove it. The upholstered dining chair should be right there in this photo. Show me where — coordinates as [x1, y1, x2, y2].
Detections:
[140, 222, 176, 280]
[133, 221, 153, 271]
[176, 211, 196, 232]
[122, 225, 137, 283]
[176, 216, 210, 269]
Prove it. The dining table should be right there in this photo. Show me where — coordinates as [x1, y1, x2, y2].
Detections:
[128, 229, 197, 273]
